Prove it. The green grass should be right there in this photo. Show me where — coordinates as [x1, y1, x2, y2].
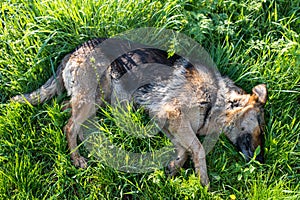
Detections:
[0, 0, 299, 199]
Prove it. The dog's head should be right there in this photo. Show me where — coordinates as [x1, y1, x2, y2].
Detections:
[223, 84, 267, 162]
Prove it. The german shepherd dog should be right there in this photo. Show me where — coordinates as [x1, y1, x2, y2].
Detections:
[12, 38, 267, 186]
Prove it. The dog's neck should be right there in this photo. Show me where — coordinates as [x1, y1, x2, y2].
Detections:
[198, 76, 245, 135]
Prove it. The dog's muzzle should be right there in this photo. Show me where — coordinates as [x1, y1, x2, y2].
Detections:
[236, 134, 264, 163]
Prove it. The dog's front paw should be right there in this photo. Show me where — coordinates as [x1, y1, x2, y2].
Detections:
[73, 156, 88, 169]
[78, 133, 85, 142]
[200, 175, 210, 187]
[166, 160, 180, 177]
[195, 168, 210, 187]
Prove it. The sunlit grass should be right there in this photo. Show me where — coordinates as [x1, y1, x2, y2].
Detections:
[0, 0, 299, 199]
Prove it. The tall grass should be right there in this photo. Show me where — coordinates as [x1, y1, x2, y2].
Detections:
[0, 0, 299, 199]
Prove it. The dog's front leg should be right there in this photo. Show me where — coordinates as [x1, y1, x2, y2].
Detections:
[169, 120, 209, 186]
[167, 143, 188, 176]
[189, 136, 209, 186]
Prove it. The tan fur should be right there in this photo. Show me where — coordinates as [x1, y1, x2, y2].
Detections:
[11, 38, 267, 186]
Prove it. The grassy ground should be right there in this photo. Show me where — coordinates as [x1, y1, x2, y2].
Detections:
[0, 0, 299, 199]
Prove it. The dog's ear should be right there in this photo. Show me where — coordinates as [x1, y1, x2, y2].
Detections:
[252, 84, 267, 105]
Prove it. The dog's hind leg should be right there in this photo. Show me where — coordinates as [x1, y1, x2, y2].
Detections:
[64, 95, 97, 168]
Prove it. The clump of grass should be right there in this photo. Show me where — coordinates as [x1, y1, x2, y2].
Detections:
[0, 0, 299, 199]
[83, 101, 175, 174]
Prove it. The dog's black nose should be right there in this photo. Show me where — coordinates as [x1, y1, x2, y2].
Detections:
[236, 134, 253, 160]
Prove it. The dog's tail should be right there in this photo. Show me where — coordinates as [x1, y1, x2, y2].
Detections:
[11, 54, 71, 105]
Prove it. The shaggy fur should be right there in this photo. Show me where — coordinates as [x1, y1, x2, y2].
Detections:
[12, 38, 267, 186]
